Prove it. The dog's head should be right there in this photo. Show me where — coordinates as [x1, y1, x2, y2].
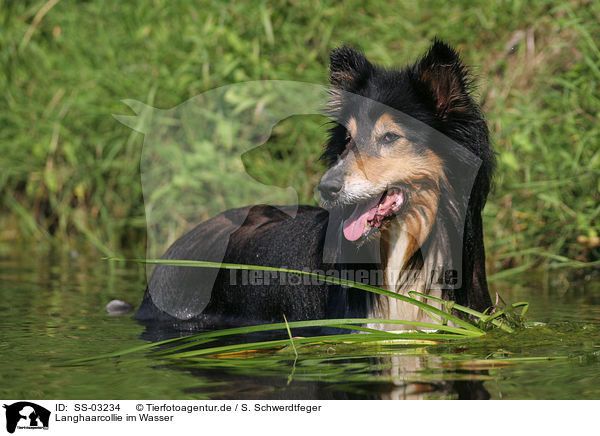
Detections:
[319, 40, 492, 255]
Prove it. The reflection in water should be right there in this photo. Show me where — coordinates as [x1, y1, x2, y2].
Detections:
[138, 323, 491, 400]
[168, 354, 491, 400]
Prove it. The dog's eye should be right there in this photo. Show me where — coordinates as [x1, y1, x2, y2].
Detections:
[380, 132, 401, 144]
[345, 131, 352, 142]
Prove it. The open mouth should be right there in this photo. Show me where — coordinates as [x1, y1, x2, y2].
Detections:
[342, 187, 405, 242]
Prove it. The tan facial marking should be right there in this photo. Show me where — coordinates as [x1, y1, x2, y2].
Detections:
[372, 113, 407, 140]
[346, 117, 357, 139]
[345, 148, 444, 190]
[342, 117, 447, 272]
[338, 112, 448, 274]
[339, 117, 358, 159]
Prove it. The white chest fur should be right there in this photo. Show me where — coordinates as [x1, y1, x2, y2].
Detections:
[366, 222, 443, 331]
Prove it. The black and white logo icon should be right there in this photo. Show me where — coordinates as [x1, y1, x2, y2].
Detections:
[3, 402, 50, 434]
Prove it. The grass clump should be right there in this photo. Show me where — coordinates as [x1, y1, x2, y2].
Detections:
[68, 259, 529, 363]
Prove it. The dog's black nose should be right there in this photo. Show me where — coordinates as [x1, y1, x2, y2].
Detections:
[318, 176, 343, 201]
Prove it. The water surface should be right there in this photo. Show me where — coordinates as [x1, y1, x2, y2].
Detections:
[1, 251, 598, 400]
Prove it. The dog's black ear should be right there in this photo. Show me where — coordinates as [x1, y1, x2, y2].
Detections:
[415, 39, 473, 118]
[329, 46, 372, 89]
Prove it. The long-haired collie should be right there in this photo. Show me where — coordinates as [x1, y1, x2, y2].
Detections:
[135, 39, 494, 329]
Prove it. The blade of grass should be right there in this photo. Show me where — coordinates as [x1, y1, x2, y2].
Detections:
[108, 257, 485, 334]
[283, 314, 298, 359]
[67, 338, 216, 364]
[148, 317, 479, 357]
[164, 332, 468, 359]
[68, 316, 481, 364]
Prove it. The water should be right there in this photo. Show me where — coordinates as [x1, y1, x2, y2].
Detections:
[1, 250, 599, 400]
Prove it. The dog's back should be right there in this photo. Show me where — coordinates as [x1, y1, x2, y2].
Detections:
[136, 205, 375, 325]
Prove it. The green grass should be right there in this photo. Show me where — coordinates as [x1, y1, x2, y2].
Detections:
[66, 258, 532, 363]
[0, 0, 598, 274]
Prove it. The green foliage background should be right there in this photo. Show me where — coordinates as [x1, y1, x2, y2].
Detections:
[1, 0, 598, 274]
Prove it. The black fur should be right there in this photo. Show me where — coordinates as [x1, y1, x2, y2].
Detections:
[136, 40, 494, 326]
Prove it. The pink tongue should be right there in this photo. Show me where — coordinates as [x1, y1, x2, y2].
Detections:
[343, 193, 383, 241]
